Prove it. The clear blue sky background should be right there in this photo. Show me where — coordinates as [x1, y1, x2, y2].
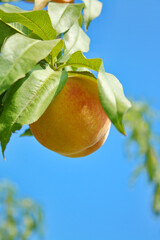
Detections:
[0, 0, 160, 239]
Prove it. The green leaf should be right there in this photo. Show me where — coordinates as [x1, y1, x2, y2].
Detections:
[0, 67, 67, 156]
[61, 51, 102, 70]
[0, 20, 17, 49]
[0, 33, 63, 94]
[20, 128, 33, 137]
[82, 0, 102, 30]
[68, 70, 96, 80]
[78, 14, 83, 27]
[153, 184, 160, 214]
[48, 2, 84, 35]
[98, 66, 132, 135]
[0, 4, 56, 40]
[146, 147, 158, 181]
[59, 22, 90, 62]
[59, 51, 131, 134]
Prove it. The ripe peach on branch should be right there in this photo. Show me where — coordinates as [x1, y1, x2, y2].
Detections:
[0, 1, 131, 159]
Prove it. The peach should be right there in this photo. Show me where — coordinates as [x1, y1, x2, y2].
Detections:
[29, 75, 111, 157]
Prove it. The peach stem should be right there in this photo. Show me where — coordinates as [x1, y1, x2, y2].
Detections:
[33, 0, 51, 10]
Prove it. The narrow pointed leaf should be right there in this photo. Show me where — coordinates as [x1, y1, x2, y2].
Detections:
[59, 22, 90, 62]
[82, 0, 102, 30]
[146, 147, 158, 181]
[0, 67, 67, 155]
[153, 184, 160, 214]
[0, 4, 56, 40]
[62, 51, 102, 70]
[48, 2, 84, 35]
[0, 33, 63, 94]
[98, 66, 132, 135]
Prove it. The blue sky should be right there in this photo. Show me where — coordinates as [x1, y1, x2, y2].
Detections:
[0, 0, 160, 239]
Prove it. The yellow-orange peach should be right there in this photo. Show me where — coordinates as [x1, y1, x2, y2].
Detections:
[29, 75, 111, 157]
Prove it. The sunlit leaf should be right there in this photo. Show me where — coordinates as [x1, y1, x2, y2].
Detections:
[0, 33, 63, 94]
[61, 51, 102, 70]
[0, 3, 56, 40]
[59, 22, 90, 62]
[82, 0, 102, 30]
[98, 66, 132, 135]
[48, 2, 84, 35]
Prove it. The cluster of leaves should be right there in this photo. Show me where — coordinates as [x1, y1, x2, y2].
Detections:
[0, 1, 131, 158]
[0, 180, 43, 239]
[125, 101, 160, 214]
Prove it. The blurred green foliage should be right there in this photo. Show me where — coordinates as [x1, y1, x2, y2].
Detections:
[0, 181, 43, 240]
[0, 0, 19, 2]
[125, 101, 160, 214]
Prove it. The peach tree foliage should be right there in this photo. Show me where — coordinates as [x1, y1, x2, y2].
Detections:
[125, 101, 160, 215]
[0, 181, 43, 239]
[0, 1, 131, 158]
